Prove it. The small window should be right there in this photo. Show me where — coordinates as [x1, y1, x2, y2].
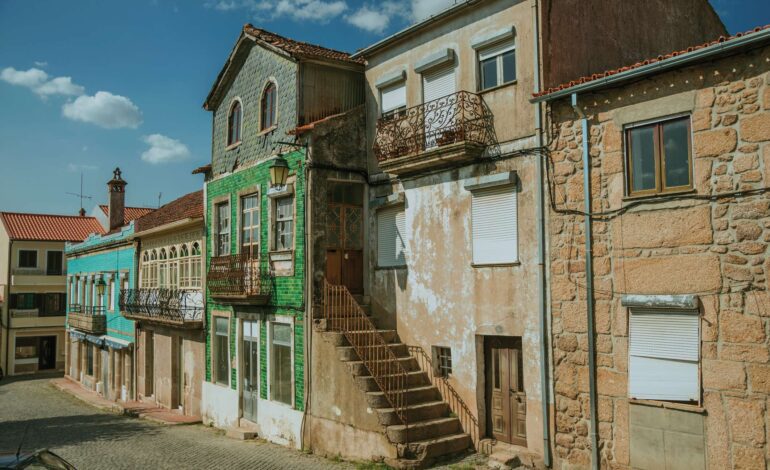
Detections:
[478, 39, 516, 91]
[471, 185, 518, 265]
[270, 322, 293, 405]
[380, 81, 406, 121]
[46, 251, 63, 275]
[42, 293, 65, 316]
[18, 250, 37, 268]
[15, 337, 37, 360]
[625, 116, 692, 196]
[273, 196, 294, 251]
[377, 205, 406, 268]
[241, 193, 260, 258]
[629, 309, 699, 402]
[432, 346, 452, 377]
[216, 202, 230, 256]
[261, 83, 277, 131]
[214, 317, 230, 386]
[227, 100, 242, 146]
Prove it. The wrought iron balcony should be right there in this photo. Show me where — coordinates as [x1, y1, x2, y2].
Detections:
[119, 288, 204, 328]
[68, 305, 106, 335]
[207, 254, 273, 304]
[373, 90, 495, 175]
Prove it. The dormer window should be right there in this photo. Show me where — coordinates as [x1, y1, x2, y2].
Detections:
[261, 83, 277, 131]
[227, 100, 242, 146]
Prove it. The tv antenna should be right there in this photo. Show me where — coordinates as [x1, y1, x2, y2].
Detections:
[66, 173, 93, 215]
[157, 192, 162, 208]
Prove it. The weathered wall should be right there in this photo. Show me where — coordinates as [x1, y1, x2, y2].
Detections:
[546, 44, 770, 469]
[540, 0, 726, 89]
[299, 62, 364, 125]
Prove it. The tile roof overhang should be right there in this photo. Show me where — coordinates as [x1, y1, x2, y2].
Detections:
[133, 190, 203, 235]
[0, 212, 104, 241]
[532, 25, 770, 103]
[98, 205, 155, 224]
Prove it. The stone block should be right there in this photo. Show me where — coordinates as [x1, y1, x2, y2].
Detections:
[748, 364, 770, 393]
[702, 359, 746, 391]
[612, 206, 712, 249]
[597, 368, 626, 397]
[726, 397, 766, 445]
[614, 254, 722, 294]
[696, 88, 715, 108]
[733, 154, 759, 173]
[720, 344, 770, 363]
[561, 302, 587, 333]
[732, 444, 765, 470]
[603, 122, 622, 153]
[740, 112, 770, 142]
[703, 392, 729, 470]
[692, 108, 712, 131]
[694, 128, 737, 158]
[734, 220, 763, 241]
[720, 312, 766, 343]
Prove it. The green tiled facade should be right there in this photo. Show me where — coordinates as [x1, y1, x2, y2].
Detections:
[204, 150, 306, 410]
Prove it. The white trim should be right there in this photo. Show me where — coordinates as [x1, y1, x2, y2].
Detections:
[225, 96, 244, 149]
[267, 316, 295, 408]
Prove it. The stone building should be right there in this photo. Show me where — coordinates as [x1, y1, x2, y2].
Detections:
[122, 190, 205, 418]
[535, 26, 770, 470]
[65, 169, 149, 401]
[0, 211, 102, 376]
[199, 24, 365, 448]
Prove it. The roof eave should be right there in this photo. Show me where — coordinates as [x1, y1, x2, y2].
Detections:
[133, 217, 203, 239]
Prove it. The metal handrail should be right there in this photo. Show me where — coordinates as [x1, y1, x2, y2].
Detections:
[120, 288, 204, 323]
[323, 279, 409, 442]
[408, 345, 480, 447]
[68, 304, 82, 313]
[207, 253, 273, 297]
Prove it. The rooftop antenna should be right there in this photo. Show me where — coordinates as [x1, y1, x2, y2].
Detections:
[157, 192, 162, 208]
[66, 173, 93, 216]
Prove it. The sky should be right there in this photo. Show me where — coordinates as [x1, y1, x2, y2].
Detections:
[0, 0, 769, 215]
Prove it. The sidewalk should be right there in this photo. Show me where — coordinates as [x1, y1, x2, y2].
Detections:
[51, 377, 201, 426]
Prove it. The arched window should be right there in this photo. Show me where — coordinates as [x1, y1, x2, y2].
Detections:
[180, 244, 189, 257]
[261, 83, 276, 131]
[228, 100, 242, 146]
[150, 250, 157, 261]
[169, 246, 177, 259]
[159, 249, 167, 260]
[192, 242, 201, 256]
[143, 252, 149, 262]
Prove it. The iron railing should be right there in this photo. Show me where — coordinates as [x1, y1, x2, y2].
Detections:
[408, 345, 480, 447]
[120, 288, 204, 325]
[68, 305, 106, 334]
[68, 304, 82, 313]
[83, 305, 106, 316]
[323, 279, 409, 442]
[207, 254, 273, 299]
[373, 90, 494, 162]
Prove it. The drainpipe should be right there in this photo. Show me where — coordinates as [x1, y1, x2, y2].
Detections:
[532, 0, 551, 467]
[571, 93, 599, 470]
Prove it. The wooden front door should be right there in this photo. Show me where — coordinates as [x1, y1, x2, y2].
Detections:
[486, 336, 527, 446]
[326, 183, 364, 294]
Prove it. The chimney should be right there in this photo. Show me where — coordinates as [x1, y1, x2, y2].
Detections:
[107, 167, 127, 231]
[78, 208, 86, 217]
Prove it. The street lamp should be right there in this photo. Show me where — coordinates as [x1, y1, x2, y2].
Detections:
[96, 277, 107, 296]
[269, 156, 289, 189]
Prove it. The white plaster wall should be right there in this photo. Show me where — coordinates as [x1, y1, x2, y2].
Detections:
[201, 381, 239, 428]
[257, 398, 304, 449]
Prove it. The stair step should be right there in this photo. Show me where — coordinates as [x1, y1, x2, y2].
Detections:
[346, 356, 420, 376]
[376, 400, 450, 426]
[399, 432, 472, 462]
[325, 329, 398, 347]
[387, 417, 461, 443]
[355, 370, 430, 392]
[366, 385, 440, 409]
[336, 343, 409, 362]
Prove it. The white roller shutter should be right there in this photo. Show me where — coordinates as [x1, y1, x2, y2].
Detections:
[422, 64, 456, 102]
[478, 39, 515, 61]
[629, 309, 700, 401]
[471, 185, 518, 265]
[377, 205, 406, 267]
[380, 82, 406, 113]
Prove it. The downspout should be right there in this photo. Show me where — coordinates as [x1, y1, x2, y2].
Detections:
[571, 93, 599, 470]
[4, 240, 12, 376]
[532, 0, 551, 467]
[301, 137, 313, 450]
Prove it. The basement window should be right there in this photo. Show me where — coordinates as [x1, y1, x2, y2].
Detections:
[432, 346, 452, 377]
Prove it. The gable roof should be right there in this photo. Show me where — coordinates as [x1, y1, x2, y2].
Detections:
[534, 24, 770, 100]
[98, 205, 155, 224]
[203, 24, 364, 110]
[0, 212, 104, 241]
[134, 190, 203, 234]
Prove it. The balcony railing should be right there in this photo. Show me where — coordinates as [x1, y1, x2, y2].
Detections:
[207, 254, 273, 304]
[373, 91, 495, 174]
[68, 305, 106, 335]
[120, 288, 204, 328]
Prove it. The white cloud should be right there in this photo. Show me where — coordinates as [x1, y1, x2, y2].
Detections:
[0, 67, 84, 98]
[62, 91, 142, 129]
[140, 134, 191, 164]
[346, 5, 391, 33]
[34, 61, 48, 68]
[341, 0, 453, 33]
[207, 0, 347, 23]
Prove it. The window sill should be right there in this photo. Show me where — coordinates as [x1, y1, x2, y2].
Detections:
[225, 141, 242, 152]
[479, 80, 517, 95]
[268, 398, 295, 410]
[472, 261, 521, 268]
[213, 381, 231, 389]
[622, 187, 696, 202]
[375, 265, 407, 271]
[628, 398, 705, 414]
[258, 126, 277, 136]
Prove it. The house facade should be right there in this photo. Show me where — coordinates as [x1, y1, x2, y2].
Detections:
[200, 25, 364, 449]
[123, 190, 205, 417]
[64, 169, 144, 401]
[537, 27, 770, 470]
[0, 212, 102, 376]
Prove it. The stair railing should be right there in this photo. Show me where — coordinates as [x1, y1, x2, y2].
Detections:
[323, 279, 409, 443]
[408, 345, 480, 447]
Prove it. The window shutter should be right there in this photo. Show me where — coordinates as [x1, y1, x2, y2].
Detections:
[472, 185, 518, 264]
[479, 39, 515, 61]
[377, 205, 406, 267]
[381, 82, 406, 113]
[629, 309, 699, 401]
[422, 65, 456, 103]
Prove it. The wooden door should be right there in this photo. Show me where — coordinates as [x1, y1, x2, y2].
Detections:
[326, 184, 364, 294]
[486, 337, 527, 446]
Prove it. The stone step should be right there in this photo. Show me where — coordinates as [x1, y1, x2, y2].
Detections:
[386, 416, 461, 443]
[355, 370, 430, 392]
[324, 329, 398, 347]
[398, 432, 472, 463]
[346, 356, 421, 376]
[376, 400, 450, 426]
[365, 385, 441, 409]
[336, 343, 409, 362]
[225, 427, 258, 441]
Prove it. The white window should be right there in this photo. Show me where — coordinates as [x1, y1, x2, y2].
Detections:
[214, 316, 230, 386]
[270, 322, 293, 406]
[380, 81, 406, 119]
[377, 205, 406, 268]
[216, 202, 230, 256]
[471, 185, 518, 265]
[109, 278, 115, 311]
[629, 309, 700, 402]
[478, 39, 516, 91]
[273, 196, 294, 251]
[241, 193, 260, 258]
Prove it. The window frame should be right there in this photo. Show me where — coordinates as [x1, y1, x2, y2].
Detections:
[240, 192, 261, 258]
[46, 250, 63, 275]
[226, 98, 243, 148]
[215, 201, 231, 257]
[260, 81, 277, 132]
[477, 39, 516, 92]
[432, 346, 452, 378]
[18, 249, 38, 269]
[624, 115, 693, 198]
[376, 203, 407, 269]
[271, 195, 294, 252]
[379, 81, 407, 121]
[268, 319, 294, 407]
[213, 315, 231, 387]
[470, 183, 519, 266]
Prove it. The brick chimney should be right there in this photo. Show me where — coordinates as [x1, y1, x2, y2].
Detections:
[107, 167, 127, 231]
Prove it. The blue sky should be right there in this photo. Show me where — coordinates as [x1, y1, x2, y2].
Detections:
[0, 0, 768, 215]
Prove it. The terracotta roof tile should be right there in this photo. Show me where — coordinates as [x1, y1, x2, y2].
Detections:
[134, 190, 203, 233]
[98, 205, 155, 224]
[243, 24, 365, 65]
[534, 24, 770, 98]
[0, 212, 104, 241]
[192, 164, 212, 175]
